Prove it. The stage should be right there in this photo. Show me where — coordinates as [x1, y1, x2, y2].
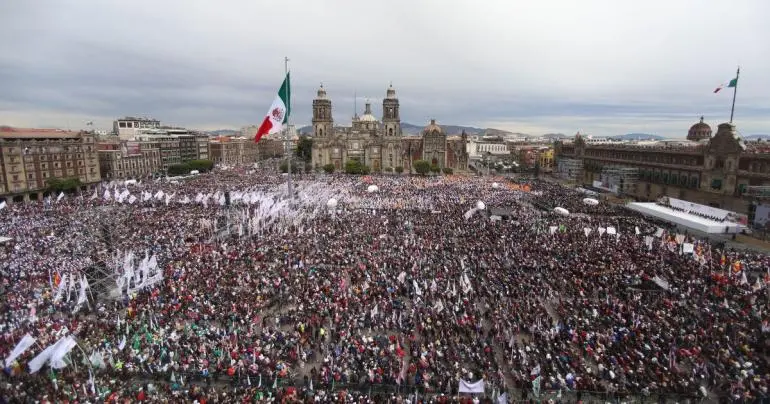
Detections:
[625, 202, 746, 234]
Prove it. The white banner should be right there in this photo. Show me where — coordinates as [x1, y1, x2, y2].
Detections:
[459, 379, 485, 394]
[5, 334, 36, 367]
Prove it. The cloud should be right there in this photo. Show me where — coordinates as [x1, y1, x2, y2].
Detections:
[1, 0, 768, 136]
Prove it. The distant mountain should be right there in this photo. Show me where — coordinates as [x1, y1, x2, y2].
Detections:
[612, 133, 665, 141]
[207, 129, 239, 136]
[744, 134, 770, 140]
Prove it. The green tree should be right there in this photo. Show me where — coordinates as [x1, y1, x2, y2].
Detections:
[295, 136, 313, 163]
[533, 161, 540, 178]
[442, 167, 453, 175]
[46, 177, 82, 192]
[322, 163, 335, 174]
[186, 159, 214, 172]
[168, 164, 191, 175]
[394, 166, 404, 174]
[413, 160, 431, 176]
[344, 159, 370, 174]
[430, 164, 441, 174]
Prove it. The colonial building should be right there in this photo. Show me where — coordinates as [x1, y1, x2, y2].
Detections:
[0, 127, 101, 202]
[209, 136, 260, 166]
[401, 122, 469, 173]
[310, 84, 469, 172]
[98, 140, 162, 180]
[134, 130, 209, 170]
[554, 118, 770, 221]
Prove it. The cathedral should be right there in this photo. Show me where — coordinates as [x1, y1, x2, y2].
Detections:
[310, 84, 469, 173]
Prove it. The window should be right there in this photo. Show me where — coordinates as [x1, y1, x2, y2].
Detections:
[12, 175, 18, 181]
[27, 173, 34, 180]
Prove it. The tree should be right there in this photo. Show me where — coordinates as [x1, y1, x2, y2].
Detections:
[430, 164, 441, 174]
[187, 159, 214, 172]
[395, 166, 404, 174]
[533, 160, 540, 178]
[46, 177, 82, 192]
[344, 159, 370, 175]
[442, 167, 453, 175]
[295, 136, 313, 163]
[413, 160, 431, 176]
[384, 167, 393, 173]
[323, 163, 335, 174]
[168, 164, 191, 175]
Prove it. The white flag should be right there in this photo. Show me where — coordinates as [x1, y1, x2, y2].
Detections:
[5, 334, 36, 367]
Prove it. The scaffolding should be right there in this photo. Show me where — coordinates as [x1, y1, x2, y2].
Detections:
[89, 206, 136, 300]
[597, 166, 639, 195]
[557, 158, 583, 181]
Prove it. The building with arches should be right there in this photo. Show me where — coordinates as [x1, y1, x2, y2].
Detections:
[310, 84, 468, 173]
[554, 117, 770, 221]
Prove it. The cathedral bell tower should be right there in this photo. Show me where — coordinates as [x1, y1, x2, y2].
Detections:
[312, 84, 333, 138]
[382, 83, 401, 137]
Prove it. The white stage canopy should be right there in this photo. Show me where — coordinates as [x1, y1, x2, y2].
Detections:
[626, 202, 745, 234]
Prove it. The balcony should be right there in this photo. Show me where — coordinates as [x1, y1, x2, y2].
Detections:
[737, 170, 770, 180]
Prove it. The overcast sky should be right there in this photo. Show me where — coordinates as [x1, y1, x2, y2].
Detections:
[1, 0, 768, 137]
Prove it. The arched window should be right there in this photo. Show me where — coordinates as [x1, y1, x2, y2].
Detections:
[319, 128, 323, 137]
[389, 128, 393, 136]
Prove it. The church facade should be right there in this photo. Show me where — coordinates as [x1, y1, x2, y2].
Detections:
[310, 84, 469, 173]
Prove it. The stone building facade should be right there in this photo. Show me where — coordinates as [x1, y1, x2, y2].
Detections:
[0, 127, 101, 202]
[98, 140, 162, 180]
[554, 118, 770, 221]
[310, 84, 468, 172]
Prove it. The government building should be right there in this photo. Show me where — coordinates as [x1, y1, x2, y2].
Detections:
[310, 85, 469, 173]
[0, 127, 101, 203]
[554, 117, 770, 222]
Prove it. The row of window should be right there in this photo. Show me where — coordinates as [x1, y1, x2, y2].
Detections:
[638, 170, 700, 189]
[10, 167, 96, 183]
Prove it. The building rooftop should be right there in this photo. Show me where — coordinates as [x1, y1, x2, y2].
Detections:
[118, 117, 160, 122]
[0, 126, 84, 139]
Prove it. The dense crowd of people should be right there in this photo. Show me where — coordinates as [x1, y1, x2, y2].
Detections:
[1, 169, 769, 403]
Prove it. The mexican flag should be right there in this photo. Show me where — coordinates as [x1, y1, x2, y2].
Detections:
[255, 72, 291, 143]
[713, 76, 738, 93]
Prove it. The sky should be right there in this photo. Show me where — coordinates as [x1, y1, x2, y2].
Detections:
[0, 0, 768, 137]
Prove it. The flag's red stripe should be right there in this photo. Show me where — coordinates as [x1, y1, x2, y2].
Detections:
[254, 116, 274, 143]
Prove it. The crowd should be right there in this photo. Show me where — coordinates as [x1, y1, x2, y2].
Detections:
[1, 169, 769, 403]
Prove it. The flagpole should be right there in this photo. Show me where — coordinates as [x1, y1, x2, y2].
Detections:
[730, 66, 740, 123]
[285, 56, 293, 199]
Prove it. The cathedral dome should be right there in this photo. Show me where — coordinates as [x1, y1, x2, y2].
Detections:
[687, 116, 712, 141]
[423, 119, 443, 134]
[359, 113, 378, 122]
[359, 100, 378, 122]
